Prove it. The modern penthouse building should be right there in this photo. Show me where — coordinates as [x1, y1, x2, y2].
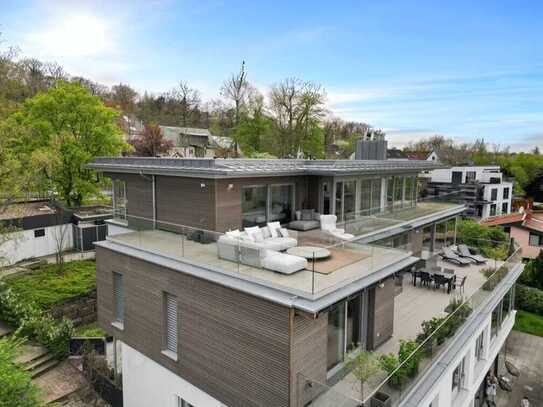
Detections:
[87, 157, 523, 407]
[421, 165, 513, 219]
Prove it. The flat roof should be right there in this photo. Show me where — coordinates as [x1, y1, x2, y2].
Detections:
[0, 201, 56, 221]
[86, 157, 448, 178]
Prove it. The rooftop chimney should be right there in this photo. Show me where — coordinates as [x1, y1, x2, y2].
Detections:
[355, 131, 387, 160]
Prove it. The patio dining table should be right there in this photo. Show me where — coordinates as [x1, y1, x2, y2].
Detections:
[412, 268, 456, 293]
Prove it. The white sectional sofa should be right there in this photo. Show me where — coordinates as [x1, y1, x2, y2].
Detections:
[217, 225, 307, 274]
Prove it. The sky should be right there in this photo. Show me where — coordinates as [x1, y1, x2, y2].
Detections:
[1, 0, 543, 151]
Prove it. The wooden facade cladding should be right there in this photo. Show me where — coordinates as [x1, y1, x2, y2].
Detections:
[367, 277, 395, 350]
[106, 172, 153, 227]
[289, 311, 327, 406]
[96, 246, 292, 407]
[155, 176, 216, 231]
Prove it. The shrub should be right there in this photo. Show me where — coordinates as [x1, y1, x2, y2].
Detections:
[0, 338, 41, 407]
[379, 353, 405, 387]
[457, 220, 509, 260]
[516, 284, 543, 316]
[0, 281, 73, 359]
[519, 251, 543, 290]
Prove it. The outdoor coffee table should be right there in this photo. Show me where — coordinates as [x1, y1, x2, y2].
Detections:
[287, 246, 331, 260]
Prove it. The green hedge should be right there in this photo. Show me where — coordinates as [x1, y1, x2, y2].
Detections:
[515, 284, 543, 316]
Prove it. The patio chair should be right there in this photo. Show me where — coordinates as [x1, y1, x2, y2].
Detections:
[420, 271, 433, 287]
[456, 244, 487, 264]
[440, 247, 471, 266]
[453, 276, 467, 294]
[433, 274, 450, 292]
[320, 215, 355, 241]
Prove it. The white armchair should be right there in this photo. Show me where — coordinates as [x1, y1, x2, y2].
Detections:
[320, 214, 355, 241]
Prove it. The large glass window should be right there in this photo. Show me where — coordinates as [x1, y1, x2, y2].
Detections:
[327, 293, 365, 370]
[451, 358, 465, 392]
[503, 188, 510, 199]
[394, 177, 404, 208]
[501, 288, 513, 323]
[242, 186, 268, 227]
[491, 303, 501, 339]
[435, 221, 447, 250]
[335, 180, 356, 221]
[270, 185, 294, 223]
[371, 179, 382, 214]
[489, 204, 497, 217]
[475, 331, 484, 361]
[335, 181, 343, 219]
[346, 296, 362, 352]
[113, 179, 127, 222]
[387, 177, 394, 211]
[322, 182, 331, 215]
[404, 177, 415, 208]
[242, 184, 294, 227]
[360, 179, 372, 214]
[327, 303, 346, 370]
[491, 188, 498, 201]
[422, 225, 433, 252]
[344, 181, 356, 221]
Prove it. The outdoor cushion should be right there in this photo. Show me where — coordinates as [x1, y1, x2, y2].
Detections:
[288, 220, 320, 231]
[267, 221, 281, 238]
[279, 228, 290, 238]
[261, 252, 307, 274]
[245, 226, 261, 241]
[301, 209, 315, 221]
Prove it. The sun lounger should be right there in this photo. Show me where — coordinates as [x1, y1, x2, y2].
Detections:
[440, 247, 471, 266]
[457, 244, 487, 264]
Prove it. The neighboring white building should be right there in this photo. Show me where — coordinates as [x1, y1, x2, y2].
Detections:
[422, 165, 513, 219]
[0, 201, 73, 266]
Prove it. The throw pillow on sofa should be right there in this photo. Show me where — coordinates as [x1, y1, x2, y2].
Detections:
[301, 209, 315, 221]
[245, 226, 262, 242]
[267, 221, 281, 238]
[279, 228, 290, 238]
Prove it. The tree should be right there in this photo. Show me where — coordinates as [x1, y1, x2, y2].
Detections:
[344, 350, 381, 401]
[129, 123, 173, 157]
[111, 83, 138, 113]
[221, 61, 248, 126]
[10, 81, 128, 207]
[269, 78, 326, 157]
[0, 338, 41, 407]
[519, 250, 543, 289]
[169, 81, 201, 127]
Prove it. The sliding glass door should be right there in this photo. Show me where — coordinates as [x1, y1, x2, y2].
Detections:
[270, 185, 294, 223]
[327, 293, 366, 371]
[242, 186, 268, 227]
[335, 180, 356, 222]
[360, 178, 382, 215]
[242, 184, 294, 227]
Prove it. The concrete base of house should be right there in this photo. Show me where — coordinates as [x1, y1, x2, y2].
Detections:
[121, 342, 223, 407]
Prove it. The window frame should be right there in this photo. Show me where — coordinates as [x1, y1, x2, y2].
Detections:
[162, 292, 178, 360]
[112, 272, 124, 329]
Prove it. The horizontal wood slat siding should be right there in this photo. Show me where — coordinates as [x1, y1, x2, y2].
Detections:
[156, 176, 216, 231]
[367, 277, 395, 350]
[96, 246, 291, 407]
[106, 172, 153, 228]
[289, 311, 327, 406]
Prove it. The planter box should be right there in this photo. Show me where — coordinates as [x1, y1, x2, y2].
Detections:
[371, 392, 391, 407]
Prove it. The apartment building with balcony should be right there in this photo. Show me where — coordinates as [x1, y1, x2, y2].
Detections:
[87, 157, 523, 407]
[421, 165, 513, 220]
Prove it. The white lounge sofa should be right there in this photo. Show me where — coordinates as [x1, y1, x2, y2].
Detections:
[217, 226, 307, 274]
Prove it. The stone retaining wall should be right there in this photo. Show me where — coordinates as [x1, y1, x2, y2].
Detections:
[51, 289, 97, 326]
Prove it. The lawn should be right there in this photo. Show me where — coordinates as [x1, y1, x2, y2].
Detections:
[514, 310, 543, 337]
[6, 260, 96, 310]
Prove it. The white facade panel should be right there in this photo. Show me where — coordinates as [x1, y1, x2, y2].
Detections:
[121, 342, 224, 407]
[0, 224, 73, 266]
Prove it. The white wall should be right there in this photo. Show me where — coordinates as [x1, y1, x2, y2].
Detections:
[413, 308, 516, 407]
[121, 342, 225, 407]
[481, 182, 513, 219]
[0, 224, 73, 266]
[424, 166, 502, 184]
